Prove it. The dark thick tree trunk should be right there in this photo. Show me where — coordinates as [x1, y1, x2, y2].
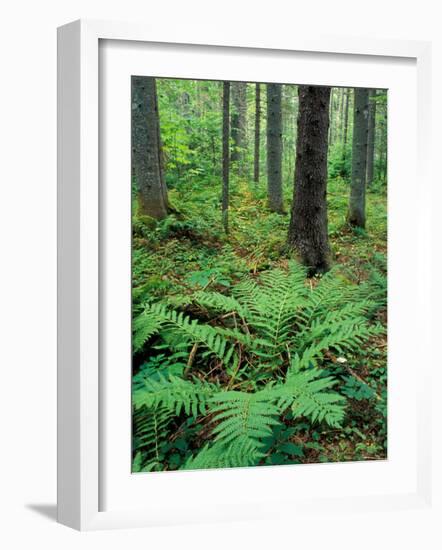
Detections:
[132, 76, 168, 219]
[366, 90, 377, 187]
[222, 82, 230, 233]
[266, 83, 284, 213]
[230, 82, 247, 172]
[348, 88, 370, 228]
[253, 83, 261, 183]
[288, 85, 331, 274]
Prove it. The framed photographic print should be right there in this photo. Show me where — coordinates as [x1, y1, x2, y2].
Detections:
[57, 19, 433, 530]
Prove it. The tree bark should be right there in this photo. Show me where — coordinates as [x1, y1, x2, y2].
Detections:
[339, 88, 345, 142]
[328, 89, 335, 147]
[132, 76, 168, 219]
[378, 93, 388, 184]
[342, 88, 350, 162]
[288, 85, 331, 274]
[230, 82, 247, 172]
[253, 83, 261, 183]
[366, 90, 377, 187]
[222, 82, 230, 233]
[348, 88, 370, 228]
[266, 83, 284, 213]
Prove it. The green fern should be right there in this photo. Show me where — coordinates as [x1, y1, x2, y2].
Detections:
[182, 440, 262, 470]
[207, 366, 345, 459]
[188, 262, 384, 368]
[134, 302, 238, 369]
[132, 261, 385, 472]
[192, 291, 249, 319]
[133, 374, 217, 416]
[272, 364, 346, 427]
[231, 265, 306, 358]
[133, 405, 173, 472]
[210, 388, 281, 452]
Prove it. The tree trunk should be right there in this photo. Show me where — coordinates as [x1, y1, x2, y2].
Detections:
[382, 124, 388, 183]
[288, 85, 331, 274]
[328, 88, 335, 147]
[230, 82, 247, 172]
[266, 83, 284, 213]
[342, 88, 350, 162]
[253, 83, 261, 183]
[378, 95, 388, 184]
[132, 76, 168, 219]
[348, 88, 370, 228]
[222, 82, 230, 233]
[339, 88, 345, 142]
[366, 89, 377, 187]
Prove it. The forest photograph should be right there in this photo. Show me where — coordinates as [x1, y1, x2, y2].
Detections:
[131, 76, 388, 473]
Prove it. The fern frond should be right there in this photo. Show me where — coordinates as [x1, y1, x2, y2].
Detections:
[231, 279, 260, 311]
[301, 269, 357, 322]
[133, 374, 218, 416]
[235, 266, 307, 359]
[295, 309, 384, 364]
[133, 308, 163, 352]
[182, 439, 262, 470]
[358, 270, 387, 308]
[134, 302, 237, 367]
[270, 366, 346, 428]
[133, 405, 173, 471]
[192, 290, 249, 319]
[209, 389, 281, 450]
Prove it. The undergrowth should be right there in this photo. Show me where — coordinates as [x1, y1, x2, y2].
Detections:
[132, 177, 387, 471]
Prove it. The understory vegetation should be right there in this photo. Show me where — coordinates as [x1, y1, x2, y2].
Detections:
[132, 175, 387, 472]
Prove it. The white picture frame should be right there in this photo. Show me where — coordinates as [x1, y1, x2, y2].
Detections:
[57, 19, 433, 531]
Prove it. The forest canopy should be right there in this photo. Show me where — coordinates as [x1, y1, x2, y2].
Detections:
[131, 77, 387, 473]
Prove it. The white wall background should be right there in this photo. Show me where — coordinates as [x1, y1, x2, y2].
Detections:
[0, 1, 440, 548]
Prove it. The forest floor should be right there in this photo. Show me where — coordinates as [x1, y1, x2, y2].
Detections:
[133, 177, 388, 465]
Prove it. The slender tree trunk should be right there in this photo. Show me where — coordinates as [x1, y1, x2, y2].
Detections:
[266, 83, 284, 213]
[379, 95, 388, 184]
[230, 82, 247, 173]
[328, 89, 334, 147]
[285, 85, 297, 186]
[348, 88, 370, 228]
[222, 82, 230, 233]
[342, 88, 350, 162]
[339, 88, 345, 142]
[382, 124, 388, 183]
[366, 90, 377, 187]
[132, 76, 168, 219]
[288, 85, 331, 274]
[376, 103, 385, 183]
[253, 83, 261, 183]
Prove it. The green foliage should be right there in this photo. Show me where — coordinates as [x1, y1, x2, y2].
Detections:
[133, 374, 217, 417]
[133, 405, 174, 471]
[157, 79, 223, 187]
[276, 364, 346, 427]
[209, 388, 280, 458]
[182, 440, 262, 470]
[131, 80, 388, 472]
[133, 301, 239, 370]
[186, 267, 231, 288]
[341, 376, 375, 401]
[328, 144, 351, 179]
[132, 261, 385, 471]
